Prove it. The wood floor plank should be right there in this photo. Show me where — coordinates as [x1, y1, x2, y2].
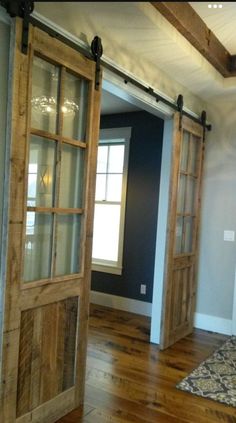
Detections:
[85, 385, 189, 423]
[57, 304, 236, 423]
[56, 404, 94, 422]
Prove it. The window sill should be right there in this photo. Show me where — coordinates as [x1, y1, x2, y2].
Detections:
[92, 263, 122, 275]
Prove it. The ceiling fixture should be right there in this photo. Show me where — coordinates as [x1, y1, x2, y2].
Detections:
[31, 96, 79, 116]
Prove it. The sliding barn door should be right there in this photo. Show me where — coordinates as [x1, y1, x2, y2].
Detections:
[0, 19, 101, 422]
[160, 113, 204, 349]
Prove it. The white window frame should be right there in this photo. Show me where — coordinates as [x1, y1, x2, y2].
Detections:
[92, 126, 131, 275]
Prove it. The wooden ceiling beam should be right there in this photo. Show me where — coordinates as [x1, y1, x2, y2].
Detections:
[151, 2, 236, 78]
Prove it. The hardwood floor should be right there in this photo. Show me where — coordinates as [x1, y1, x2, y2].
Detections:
[57, 304, 236, 423]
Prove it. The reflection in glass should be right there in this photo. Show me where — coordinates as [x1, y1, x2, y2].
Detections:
[184, 217, 193, 253]
[55, 214, 82, 276]
[177, 175, 186, 214]
[92, 204, 121, 262]
[24, 213, 53, 282]
[189, 135, 199, 175]
[63, 72, 89, 141]
[27, 136, 56, 208]
[175, 217, 183, 254]
[59, 144, 84, 208]
[185, 177, 196, 214]
[180, 131, 189, 172]
[31, 56, 59, 133]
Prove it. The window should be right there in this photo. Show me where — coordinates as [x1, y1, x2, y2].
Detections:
[23, 55, 89, 283]
[92, 127, 131, 274]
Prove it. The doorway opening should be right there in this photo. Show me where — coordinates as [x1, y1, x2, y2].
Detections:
[89, 73, 172, 344]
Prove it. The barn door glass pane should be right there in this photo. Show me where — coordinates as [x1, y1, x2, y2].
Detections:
[62, 72, 89, 141]
[177, 174, 186, 214]
[55, 214, 82, 276]
[27, 135, 56, 208]
[24, 213, 53, 282]
[24, 54, 89, 282]
[175, 217, 183, 254]
[59, 144, 85, 208]
[180, 131, 189, 172]
[31, 56, 59, 133]
[184, 217, 193, 253]
[185, 176, 196, 214]
[189, 135, 199, 175]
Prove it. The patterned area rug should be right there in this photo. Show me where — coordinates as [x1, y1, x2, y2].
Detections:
[176, 337, 236, 407]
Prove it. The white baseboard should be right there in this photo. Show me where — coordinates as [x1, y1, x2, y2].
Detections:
[90, 290, 152, 317]
[194, 312, 232, 336]
[90, 292, 232, 336]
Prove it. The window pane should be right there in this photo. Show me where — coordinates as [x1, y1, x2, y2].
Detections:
[55, 214, 82, 276]
[108, 145, 124, 173]
[31, 56, 59, 133]
[95, 174, 106, 201]
[180, 130, 189, 172]
[177, 174, 186, 214]
[28, 173, 37, 200]
[185, 176, 196, 214]
[184, 217, 193, 253]
[97, 145, 108, 173]
[24, 213, 53, 282]
[107, 174, 123, 202]
[92, 204, 120, 262]
[59, 144, 84, 208]
[27, 136, 56, 207]
[189, 135, 200, 175]
[175, 217, 183, 254]
[62, 72, 88, 141]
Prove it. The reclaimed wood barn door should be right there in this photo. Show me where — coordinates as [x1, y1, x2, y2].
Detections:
[0, 19, 101, 422]
[160, 113, 204, 349]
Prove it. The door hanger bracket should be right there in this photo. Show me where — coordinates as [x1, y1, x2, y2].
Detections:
[91, 36, 103, 90]
[177, 94, 184, 131]
[21, 1, 34, 54]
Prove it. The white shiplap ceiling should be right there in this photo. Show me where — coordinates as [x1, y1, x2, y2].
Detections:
[34, 2, 236, 102]
[190, 2, 236, 55]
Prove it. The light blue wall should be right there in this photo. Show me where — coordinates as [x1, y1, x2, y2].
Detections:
[196, 96, 236, 321]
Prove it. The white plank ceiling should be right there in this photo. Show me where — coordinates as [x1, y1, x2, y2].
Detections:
[190, 2, 236, 55]
[34, 2, 236, 102]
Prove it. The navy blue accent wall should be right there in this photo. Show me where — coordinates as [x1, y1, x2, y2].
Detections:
[91, 111, 163, 303]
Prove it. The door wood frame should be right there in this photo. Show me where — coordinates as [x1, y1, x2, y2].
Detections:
[161, 115, 204, 349]
[0, 18, 102, 423]
[232, 267, 236, 335]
